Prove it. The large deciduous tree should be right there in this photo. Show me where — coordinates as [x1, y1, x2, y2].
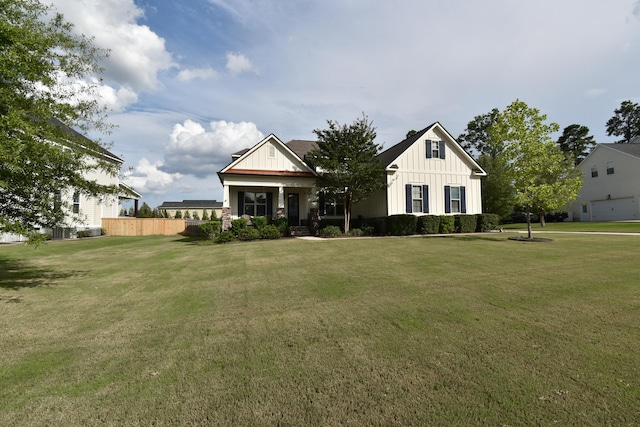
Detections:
[489, 100, 583, 239]
[1, 0, 118, 241]
[556, 124, 595, 165]
[605, 100, 640, 143]
[308, 114, 386, 233]
[459, 108, 516, 219]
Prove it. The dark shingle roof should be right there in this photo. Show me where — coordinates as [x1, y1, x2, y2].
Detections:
[49, 117, 123, 163]
[376, 123, 436, 166]
[601, 143, 640, 159]
[286, 140, 317, 159]
[158, 200, 223, 209]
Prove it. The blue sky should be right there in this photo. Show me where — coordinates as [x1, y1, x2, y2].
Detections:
[49, 0, 640, 209]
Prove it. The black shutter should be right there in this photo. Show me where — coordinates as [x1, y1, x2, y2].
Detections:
[422, 185, 429, 213]
[238, 191, 244, 215]
[444, 186, 451, 214]
[267, 192, 273, 217]
[319, 192, 325, 215]
[460, 186, 466, 214]
[439, 141, 446, 159]
[405, 184, 412, 213]
[425, 140, 432, 159]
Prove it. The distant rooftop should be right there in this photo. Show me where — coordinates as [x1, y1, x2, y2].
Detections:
[158, 200, 222, 209]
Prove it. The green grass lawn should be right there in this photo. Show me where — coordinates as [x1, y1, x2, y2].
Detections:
[502, 220, 640, 233]
[1, 234, 639, 425]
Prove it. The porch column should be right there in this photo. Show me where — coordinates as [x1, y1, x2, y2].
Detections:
[277, 186, 285, 218]
[222, 184, 231, 230]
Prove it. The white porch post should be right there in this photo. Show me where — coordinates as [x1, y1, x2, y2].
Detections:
[277, 186, 285, 218]
[222, 183, 232, 230]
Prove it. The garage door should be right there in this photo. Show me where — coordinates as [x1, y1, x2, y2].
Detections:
[591, 198, 637, 221]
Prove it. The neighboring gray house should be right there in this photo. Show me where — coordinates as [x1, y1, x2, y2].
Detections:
[572, 140, 640, 221]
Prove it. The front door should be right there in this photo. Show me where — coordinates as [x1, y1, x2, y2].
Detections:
[287, 193, 299, 226]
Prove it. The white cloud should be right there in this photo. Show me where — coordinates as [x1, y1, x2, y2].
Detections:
[162, 120, 264, 178]
[123, 158, 183, 195]
[49, 0, 175, 92]
[226, 52, 257, 75]
[177, 67, 218, 82]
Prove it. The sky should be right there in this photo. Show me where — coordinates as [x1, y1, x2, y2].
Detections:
[48, 0, 640, 210]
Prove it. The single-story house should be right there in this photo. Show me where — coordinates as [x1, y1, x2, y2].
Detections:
[571, 140, 640, 221]
[217, 122, 486, 232]
[157, 200, 223, 219]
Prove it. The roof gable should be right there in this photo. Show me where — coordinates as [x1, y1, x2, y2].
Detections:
[219, 134, 317, 177]
[378, 122, 486, 175]
[580, 143, 640, 166]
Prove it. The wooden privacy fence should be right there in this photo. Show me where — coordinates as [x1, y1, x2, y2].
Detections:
[102, 218, 188, 236]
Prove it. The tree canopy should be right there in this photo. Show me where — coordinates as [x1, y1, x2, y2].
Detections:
[556, 124, 595, 165]
[0, 0, 118, 241]
[605, 100, 640, 143]
[489, 100, 583, 238]
[308, 114, 386, 233]
[458, 108, 515, 218]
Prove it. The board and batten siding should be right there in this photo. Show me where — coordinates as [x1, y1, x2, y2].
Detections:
[233, 139, 307, 173]
[386, 128, 482, 216]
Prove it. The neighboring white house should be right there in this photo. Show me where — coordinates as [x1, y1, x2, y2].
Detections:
[571, 141, 640, 221]
[217, 122, 486, 231]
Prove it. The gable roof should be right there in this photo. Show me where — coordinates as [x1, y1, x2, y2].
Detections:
[49, 117, 123, 164]
[377, 122, 486, 175]
[600, 143, 640, 159]
[218, 134, 318, 178]
[286, 140, 317, 159]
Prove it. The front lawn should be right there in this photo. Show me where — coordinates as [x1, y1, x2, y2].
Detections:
[1, 234, 639, 425]
[501, 220, 640, 233]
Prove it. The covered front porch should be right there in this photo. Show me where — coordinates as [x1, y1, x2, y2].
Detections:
[220, 176, 319, 231]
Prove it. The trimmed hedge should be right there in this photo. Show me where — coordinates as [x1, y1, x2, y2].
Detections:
[476, 214, 501, 232]
[320, 225, 342, 238]
[260, 225, 281, 239]
[438, 216, 455, 234]
[252, 216, 268, 230]
[418, 215, 440, 234]
[199, 221, 221, 240]
[387, 214, 418, 236]
[455, 215, 478, 233]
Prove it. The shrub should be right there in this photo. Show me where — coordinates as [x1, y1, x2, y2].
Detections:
[476, 214, 501, 232]
[455, 215, 478, 233]
[260, 225, 282, 239]
[387, 214, 418, 236]
[320, 225, 342, 238]
[418, 215, 440, 234]
[215, 230, 235, 244]
[100, 228, 106, 236]
[252, 216, 268, 230]
[237, 227, 261, 241]
[273, 217, 288, 236]
[231, 218, 248, 236]
[360, 225, 375, 236]
[199, 221, 221, 240]
[201, 209, 210, 221]
[174, 210, 183, 219]
[347, 228, 364, 237]
[439, 216, 455, 234]
[76, 229, 92, 238]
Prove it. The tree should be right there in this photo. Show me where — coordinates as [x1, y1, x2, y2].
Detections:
[308, 114, 386, 233]
[606, 100, 640, 143]
[459, 108, 516, 218]
[556, 124, 595, 165]
[201, 209, 210, 221]
[184, 210, 191, 219]
[488, 100, 583, 239]
[138, 202, 153, 218]
[174, 210, 182, 219]
[1, 0, 117, 242]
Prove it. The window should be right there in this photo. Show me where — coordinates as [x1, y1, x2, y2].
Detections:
[426, 140, 445, 159]
[607, 161, 614, 175]
[319, 192, 344, 216]
[591, 165, 598, 178]
[444, 185, 466, 214]
[412, 186, 423, 213]
[582, 205, 588, 214]
[405, 184, 429, 213]
[72, 191, 80, 214]
[244, 192, 267, 216]
[267, 145, 276, 158]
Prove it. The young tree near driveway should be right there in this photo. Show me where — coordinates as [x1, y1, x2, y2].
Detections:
[308, 114, 386, 233]
[556, 124, 595, 165]
[606, 100, 640, 143]
[488, 100, 583, 239]
[0, 0, 118, 242]
[458, 108, 516, 219]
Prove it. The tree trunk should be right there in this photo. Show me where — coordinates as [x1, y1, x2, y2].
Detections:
[539, 212, 546, 227]
[527, 212, 533, 240]
[343, 194, 351, 234]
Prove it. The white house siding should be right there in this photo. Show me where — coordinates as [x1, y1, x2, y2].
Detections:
[386, 129, 482, 216]
[233, 138, 307, 173]
[573, 145, 640, 221]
